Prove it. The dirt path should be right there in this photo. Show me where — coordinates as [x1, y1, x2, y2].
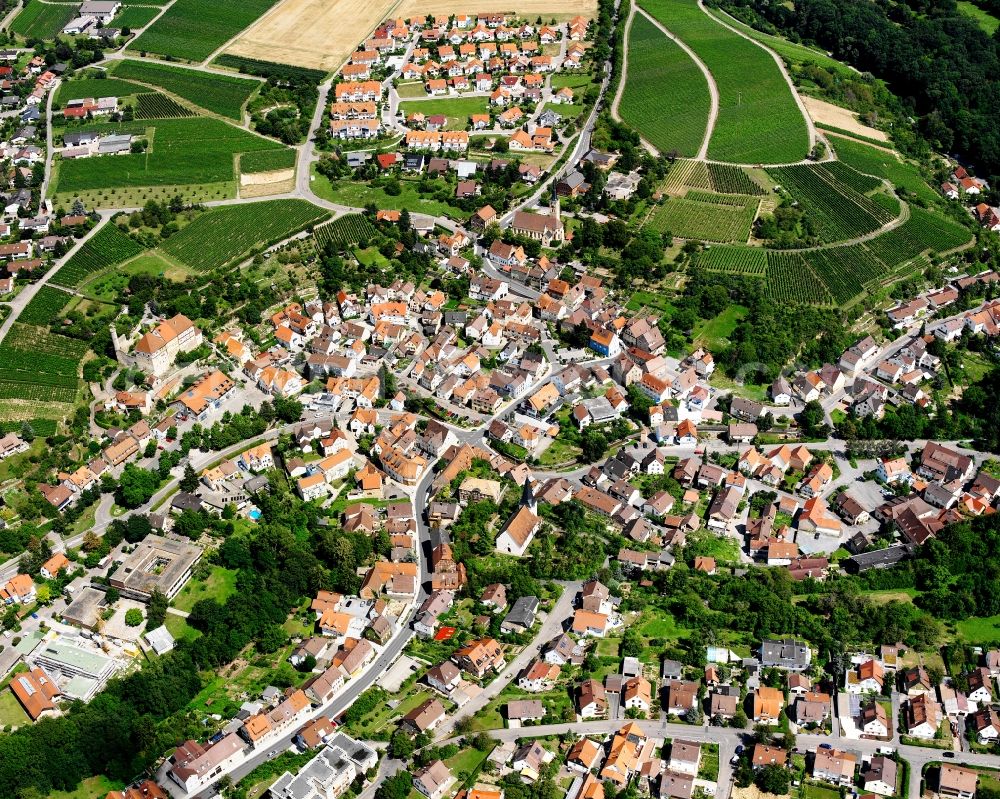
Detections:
[696, 0, 816, 152]
[632, 6, 719, 160]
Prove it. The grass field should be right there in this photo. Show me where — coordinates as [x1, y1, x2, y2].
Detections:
[10, 1, 75, 38]
[620, 12, 711, 158]
[55, 78, 147, 105]
[49, 776, 127, 799]
[311, 167, 459, 219]
[54, 117, 288, 200]
[130, 0, 280, 61]
[828, 135, 939, 203]
[956, 616, 1000, 643]
[111, 6, 162, 28]
[399, 96, 489, 129]
[172, 566, 239, 613]
[0, 689, 29, 729]
[958, 0, 1000, 33]
[640, 0, 810, 164]
[158, 199, 328, 270]
[111, 59, 259, 120]
[694, 304, 748, 348]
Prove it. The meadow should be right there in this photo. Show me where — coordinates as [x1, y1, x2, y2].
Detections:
[10, 2, 75, 38]
[130, 0, 280, 61]
[640, 0, 810, 164]
[399, 97, 489, 129]
[158, 199, 328, 270]
[54, 117, 288, 196]
[619, 12, 711, 158]
[51, 223, 145, 289]
[110, 60, 259, 120]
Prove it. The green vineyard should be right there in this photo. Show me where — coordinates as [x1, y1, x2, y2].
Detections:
[695, 202, 973, 306]
[17, 286, 72, 326]
[314, 215, 380, 249]
[51, 223, 144, 288]
[134, 93, 195, 120]
[769, 164, 896, 243]
[646, 191, 759, 242]
[697, 246, 767, 275]
[707, 163, 764, 196]
[159, 199, 328, 270]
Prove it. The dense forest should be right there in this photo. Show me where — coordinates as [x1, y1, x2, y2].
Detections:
[717, 0, 1000, 178]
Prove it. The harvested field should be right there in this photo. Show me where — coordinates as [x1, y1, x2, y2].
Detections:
[801, 96, 887, 142]
[394, 0, 597, 20]
[239, 168, 295, 197]
[224, 0, 397, 71]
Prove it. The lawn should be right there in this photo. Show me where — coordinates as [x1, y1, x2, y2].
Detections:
[130, 0, 280, 61]
[172, 566, 239, 613]
[620, 12, 711, 158]
[345, 687, 435, 737]
[686, 529, 741, 564]
[958, 0, 1000, 34]
[694, 304, 747, 348]
[956, 616, 1000, 643]
[538, 437, 582, 467]
[399, 96, 489, 129]
[803, 782, 841, 799]
[54, 117, 288, 202]
[395, 81, 427, 99]
[0, 688, 29, 729]
[49, 776, 127, 799]
[164, 612, 201, 642]
[639, 612, 690, 642]
[640, 0, 810, 164]
[446, 746, 492, 780]
[79, 251, 191, 301]
[311, 166, 460, 219]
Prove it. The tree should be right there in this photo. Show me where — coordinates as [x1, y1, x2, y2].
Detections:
[147, 588, 168, 628]
[389, 729, 415, 759]
[180, 463, 199, 493]
[754, 764, 790, 795]
[105, 587, 120, 604]
[799, 400, 828, 438]
[124, 608, 143, 627]
[580, 427, 608, 462]
[19, 422, 34, 443]
[115, 465, 159, 508]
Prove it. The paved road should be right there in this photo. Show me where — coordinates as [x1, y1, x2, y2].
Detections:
[0, 213, 111, 346]
[433, 581, 581, 740]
